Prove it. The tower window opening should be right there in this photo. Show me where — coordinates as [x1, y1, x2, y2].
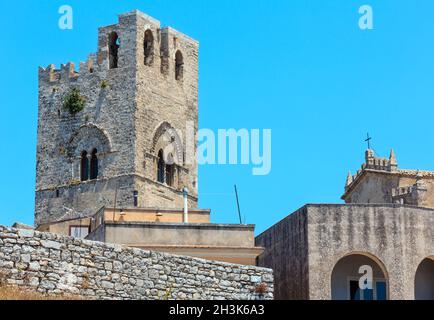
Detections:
[144, 30, 154, 66]
[165, 153, 175, 187]
[157, 150, 165, 184]
[175, 50, 184, 81]
[90, 148, 99, 180]
[133, 191, 139, 207]
[166, 164, 174, 187]
[80, 151, 89, 181]
[108, 32, 120, 69]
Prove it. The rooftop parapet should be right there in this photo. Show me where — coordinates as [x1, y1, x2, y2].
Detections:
[345, 149, 399, 191]
[38, 55, 97, 84]
[38, 10, 198, 85]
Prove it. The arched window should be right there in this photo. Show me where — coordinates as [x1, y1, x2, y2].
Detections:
[108, 32, 120, 69]
[157, 150, 165, 183]
[80, 151, 89, 181]
[175, 50, 184, 80]
[90, 149, 98, 180]
[144, 30, 154, 66]
[165, 153, 175, 187]
[166, 164, 174, 187]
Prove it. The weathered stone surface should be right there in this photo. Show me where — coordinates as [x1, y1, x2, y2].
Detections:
[0, 226, 273, 300]
[21, 254, 31, 263]
[41, 240, 62, 250]
[256, 204, 433, 300]
[18, 229, 35, 238]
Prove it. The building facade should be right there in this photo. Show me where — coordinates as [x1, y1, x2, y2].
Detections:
[256, 150, 434, 300]
[34, 11, 263, 266]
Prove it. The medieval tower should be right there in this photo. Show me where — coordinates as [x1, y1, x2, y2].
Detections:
[35, 11, 199, 226]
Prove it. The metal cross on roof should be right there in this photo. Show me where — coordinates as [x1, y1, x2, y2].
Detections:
[365, 133, 372, 150]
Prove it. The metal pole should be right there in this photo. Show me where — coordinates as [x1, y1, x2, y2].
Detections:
[183, 188, 189, 223]
[113, 183, 118, 222]
[234, 185, 242, 224]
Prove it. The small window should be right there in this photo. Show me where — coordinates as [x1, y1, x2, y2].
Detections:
[80, 151, 89, 181]
[108, 32, 120, 69]
[70, 226, 89, 239]
[90, 148, 98, 180]
[144, 30, 154, 66]
[166, 164, 174, 187]
[165, 153, 175, 187]
[133, 191, 139, 207]
[55, 190, 60, 198]
[175, 50, 184, 81]
[157, 150, 165, 183]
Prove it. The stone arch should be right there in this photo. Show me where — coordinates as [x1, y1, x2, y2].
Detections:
[68, 124, 112, 182]
[414, 256, 434, 300]
[150, 122, 183, 165]
[69, 124, 112, 157]
[331, 252, 389, 300]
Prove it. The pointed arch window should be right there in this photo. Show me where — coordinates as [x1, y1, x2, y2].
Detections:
[109, 32, 120, 69]
[80, 151, 89, 182]
[157, 150, 165, 184]
[144, 30, 154, 66]
[165, 153, 175, 187]
[175, 50, 184, 81]
[166, 164, 174, 187]
[90, 149, 99, 180]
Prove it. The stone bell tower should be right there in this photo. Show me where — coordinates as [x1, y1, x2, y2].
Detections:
[35, 11, 199, 226]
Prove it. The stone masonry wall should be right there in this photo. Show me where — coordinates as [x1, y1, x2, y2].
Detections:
[255, 207, 309, 300]
[0, 225, 273, 300]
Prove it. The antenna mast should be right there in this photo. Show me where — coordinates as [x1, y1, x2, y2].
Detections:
[234, 185, 243, 224]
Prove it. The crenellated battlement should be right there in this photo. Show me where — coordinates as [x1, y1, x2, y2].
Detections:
[345, 149, 399, 191]
[38, 10, 198, 86]
[391, 185, 414, 197]
[38, 54, 97, 84]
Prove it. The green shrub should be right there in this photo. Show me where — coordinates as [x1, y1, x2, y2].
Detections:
[63, 88, 86, 116]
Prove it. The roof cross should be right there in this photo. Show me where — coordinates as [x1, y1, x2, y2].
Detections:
[365, 133, 372, 150]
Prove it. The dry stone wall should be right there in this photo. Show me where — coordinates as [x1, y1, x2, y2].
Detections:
[0, 225, 273, 300]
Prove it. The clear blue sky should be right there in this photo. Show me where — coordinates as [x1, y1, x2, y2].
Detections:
[1, 0, 434, 234]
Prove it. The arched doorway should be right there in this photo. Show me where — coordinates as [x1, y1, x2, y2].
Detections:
[331, 253, 388, 300]
[415, 257, 434, 300]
